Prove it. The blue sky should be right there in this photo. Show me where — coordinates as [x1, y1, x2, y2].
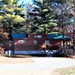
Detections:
[18, 0, 33, 5]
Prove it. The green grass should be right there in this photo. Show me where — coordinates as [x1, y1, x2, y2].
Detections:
[54, 67, 75, 75]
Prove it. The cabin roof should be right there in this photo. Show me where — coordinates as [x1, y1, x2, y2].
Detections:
[11, 33, 28, 39]
[11, 33, 70, 40]
[47, 34, 70, 39]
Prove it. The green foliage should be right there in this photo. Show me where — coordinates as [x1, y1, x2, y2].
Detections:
[6, 9, 14, 14]
[43, 9, 49, 12]
[33, 0, 57, 34]
[6, 14, 15, 19]
[0, 0, 26, 34]
[3, 0, 18, 4]
[44, 0, 73, 4]
[0, 16, 3, 21]
[6, 14, 25, 23]
[56, 67, 75, 75]
[13, 16, 25, 24]
[14, 7, 25, 13]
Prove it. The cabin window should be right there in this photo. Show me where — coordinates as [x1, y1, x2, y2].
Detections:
[9, 41, 12, 47]
[34, 35, 42, 38]
[45, 40, 50, 48]
[34, 40, 37, 45]
[9, 43, 12, 47]
[45, 40, 49, 45]
[0, 44, 3, 46]
[18, 40, 25, 44]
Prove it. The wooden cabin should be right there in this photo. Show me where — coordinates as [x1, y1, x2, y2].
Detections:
[0, 33, 71, 54]
[6, 34, 71, 54]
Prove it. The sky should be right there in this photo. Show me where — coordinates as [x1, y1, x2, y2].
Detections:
[18, 0, 33, 5]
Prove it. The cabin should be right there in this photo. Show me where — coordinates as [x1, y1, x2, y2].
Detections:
[0, 33, 71, 54]
[6, 34, 71, 54]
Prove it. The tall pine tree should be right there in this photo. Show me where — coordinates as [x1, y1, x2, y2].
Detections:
[0, 0, 26, 53]
[0, 0, 26, 35]
[31, 0, 57, 34]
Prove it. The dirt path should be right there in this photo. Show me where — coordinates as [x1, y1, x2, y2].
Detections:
[0, 56, 75, 75]
[0, 55, 34, 64]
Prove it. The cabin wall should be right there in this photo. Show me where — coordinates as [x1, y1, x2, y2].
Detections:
[2, 34, 67, 54]
[13, 34, 61, 51]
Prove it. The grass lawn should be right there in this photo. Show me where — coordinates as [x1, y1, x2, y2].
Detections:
[53, 66, 75, 75]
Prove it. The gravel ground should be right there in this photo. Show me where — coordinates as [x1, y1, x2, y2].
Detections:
[0, 55, 75, 75]
[0, 55, 34, 64]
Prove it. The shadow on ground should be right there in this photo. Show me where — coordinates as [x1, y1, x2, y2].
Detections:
[1, 54, 48, 58]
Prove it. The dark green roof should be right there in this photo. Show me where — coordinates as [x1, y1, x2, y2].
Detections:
[47, 34, 70, 39]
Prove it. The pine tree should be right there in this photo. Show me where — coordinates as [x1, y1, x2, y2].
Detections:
[0, 0, 26, 37]
[31, 0, 57, 34]
[0, 0, 26, 54]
